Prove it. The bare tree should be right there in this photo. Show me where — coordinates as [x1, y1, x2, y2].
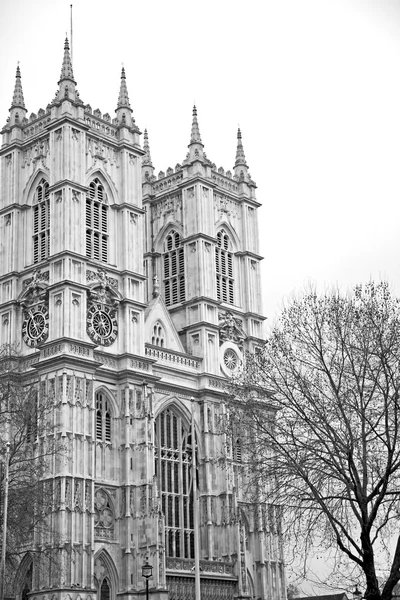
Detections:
[228, 283, 400, 600]
[0, 344, 65, 592]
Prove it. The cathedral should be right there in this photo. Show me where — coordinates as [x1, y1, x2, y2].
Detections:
[0, 39, 285, 600]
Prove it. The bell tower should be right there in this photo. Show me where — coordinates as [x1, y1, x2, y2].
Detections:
[0, 40, 285, 600]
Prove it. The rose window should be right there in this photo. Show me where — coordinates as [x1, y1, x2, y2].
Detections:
[223, 348, 238, 371]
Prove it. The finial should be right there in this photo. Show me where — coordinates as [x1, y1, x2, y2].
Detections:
[142, 129, 153, 167]
[190, 105, 202, 145]
[59, 36, 75, 82]
[117, 66, 131, 109]
[10, 63, 26, 110]
[234, 126, 248, 167]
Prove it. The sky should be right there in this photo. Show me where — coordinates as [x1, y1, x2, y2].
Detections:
[1, 0, 400, 324]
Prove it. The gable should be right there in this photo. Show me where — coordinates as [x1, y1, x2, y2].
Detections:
[144, 296, 185, 353]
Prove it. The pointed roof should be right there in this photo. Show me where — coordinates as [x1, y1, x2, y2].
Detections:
[117, 67, 132, 110]
[189, 105, 203, 145]
[142, 129, 153, 166]
[59, 37, 75, 83]
[10, 64, 26, 110]
[234, 127, 248, 167]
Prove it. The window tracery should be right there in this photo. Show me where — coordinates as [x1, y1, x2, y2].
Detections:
[152, 321, 166, 347]
[154, 408, 195, 558]
[96, 391, 111, 443]
[94, 489, 115, 540]
[163, 231, 185, 306]
[33, 178, 50, 263]
[86, 178, 108, 262]
[215, 230, 234, 304]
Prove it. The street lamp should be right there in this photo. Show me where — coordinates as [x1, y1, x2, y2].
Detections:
[353, 586, 362, 600]
[142, 559, 153, 600]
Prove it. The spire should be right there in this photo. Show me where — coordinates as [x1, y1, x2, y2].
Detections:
[117, 67, 132, 110]
[142, 129, 153, 166]
[234, 128, 248, 167]
[189, 105, 203, 145]
[185, 105, 206, 164]
[59, 37, 75, 83]
[10, 64, 25, 110]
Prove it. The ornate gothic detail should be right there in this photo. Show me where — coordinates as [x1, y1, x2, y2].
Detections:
[86, 268, 118, 290]
[18, 269, 50, 348]
[94, 489, 115, 540]
[218, 311, 246, 348]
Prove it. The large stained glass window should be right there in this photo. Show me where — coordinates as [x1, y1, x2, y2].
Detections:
[154, 408, 195, 558]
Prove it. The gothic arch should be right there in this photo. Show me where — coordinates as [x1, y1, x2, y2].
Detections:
[154, 396, 203, 456]
[13, 553, 33, 599]
[94, 386, 119, 419]
[21, 168, 49, 206]
[86, 168, 119, 206]
[153, 222, 184, 254]
[150, 318, 167, 347]
[94, 548, 119, 597]
[155, 395, 192, 427]
[214, 221, 240, 252]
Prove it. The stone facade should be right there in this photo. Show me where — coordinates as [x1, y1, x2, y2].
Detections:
[0, 39, 285, 600]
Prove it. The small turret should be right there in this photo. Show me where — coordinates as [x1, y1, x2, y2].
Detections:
[115, 67, 134, 127]
[186, 105, 205, 162]
[56, 38, 78, 103]
[8, 64, 27, 127]
[142, 129, 155, 181]
[234, 127, 249, 180]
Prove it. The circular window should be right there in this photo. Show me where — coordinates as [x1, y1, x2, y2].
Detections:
[219, 341, 243, 377]
[224, 348, 238, 371]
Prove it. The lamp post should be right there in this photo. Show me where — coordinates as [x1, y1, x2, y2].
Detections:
[0, 442, 10, 600]
[142, 559, 153, 600]
[353, 586, 362, 600]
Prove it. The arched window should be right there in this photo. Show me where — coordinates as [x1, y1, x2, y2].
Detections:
[96, 392, 111, 443]
[152, 321, 165, 347]
[86, 178, 108, 262]
[215, 230, 234, 304]
[163, 231, 185, 306]
[154, 408, 195, 558]
[33, 179, 50, 263]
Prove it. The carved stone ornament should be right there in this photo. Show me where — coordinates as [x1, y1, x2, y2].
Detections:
[218, 310, 246, 348]
[18, 269, 50, 348]
[86, 269, 122, 347]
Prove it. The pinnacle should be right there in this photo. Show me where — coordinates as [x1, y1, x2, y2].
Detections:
[59, 37, 75, 82]
[10, 64, 26, 110]
[235, 127, 248, 167]
[117, 67, 131, 109]
[190, 105, 203, 145]
[142, 129, 153, 167]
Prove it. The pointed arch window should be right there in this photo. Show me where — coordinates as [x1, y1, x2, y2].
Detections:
[163, 231, 185, 306]
[86, 178, 108, 263]
[33, 179, 50, 263]
[96, 392, 111, 443]
[154, 408, 195, 558]
[152, 321, 165, 347]
[215, 230, 234, 304]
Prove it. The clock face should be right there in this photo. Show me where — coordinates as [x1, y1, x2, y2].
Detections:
[22, 304, 49, 347]
[87, 303, 118, 346]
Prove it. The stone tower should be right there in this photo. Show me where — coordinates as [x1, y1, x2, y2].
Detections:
[0, 40, 285, 600]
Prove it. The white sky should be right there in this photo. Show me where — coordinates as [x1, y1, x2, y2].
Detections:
[1, 0, 400, 323]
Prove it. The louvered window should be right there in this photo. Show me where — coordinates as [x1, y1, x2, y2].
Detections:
[86, 179, 108, 262]
[163, 231, 185, 306]
[216, 230, 234, 304]
[154, 408, 195, 558]
[33, 179, 50, 263]
[96, 392, 111, 443]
